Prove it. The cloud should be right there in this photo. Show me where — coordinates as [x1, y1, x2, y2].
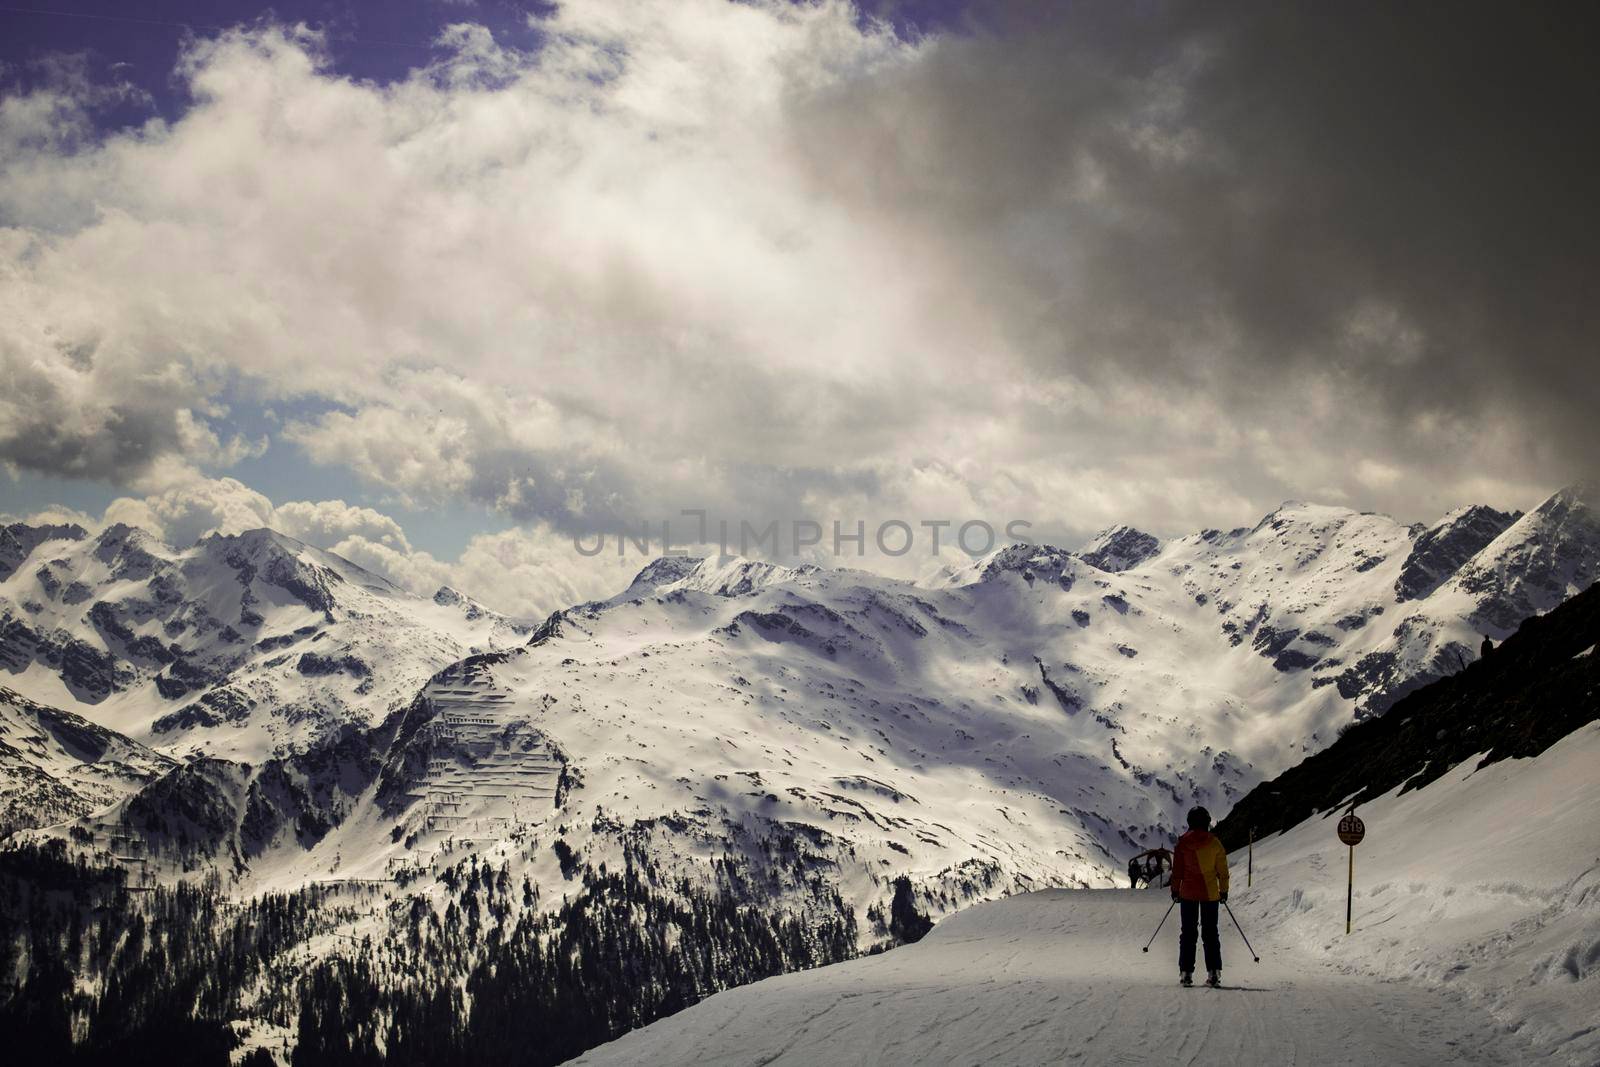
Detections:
[271, 499, 413, 554]
[45, 472, 635, 616]
[102, 476, 275, 547]
[9, 503, 97, 530]
[1, 1, 1594, 552]
[309, 527, 638, 617]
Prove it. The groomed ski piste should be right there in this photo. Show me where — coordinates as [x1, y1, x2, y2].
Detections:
[573, 722, 1600, 1066]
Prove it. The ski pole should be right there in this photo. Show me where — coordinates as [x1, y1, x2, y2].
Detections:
[1223, 900, 1260, 962]
[1141, 900, 1176, 953]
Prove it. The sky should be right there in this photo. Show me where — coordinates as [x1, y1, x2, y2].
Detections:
[2, 1, 1597, 615]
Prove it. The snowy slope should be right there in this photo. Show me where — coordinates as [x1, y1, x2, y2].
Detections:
[1239, 722, 1600, 1067]
[571, 726, 1599, 1067]
[0, 685, 173, 836]
[0, 524, 533, 761]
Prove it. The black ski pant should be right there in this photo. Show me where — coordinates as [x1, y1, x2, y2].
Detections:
[1178, 899, 1221, 974]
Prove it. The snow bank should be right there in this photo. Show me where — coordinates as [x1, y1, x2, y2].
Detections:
[1239, 721, 1600, 1066]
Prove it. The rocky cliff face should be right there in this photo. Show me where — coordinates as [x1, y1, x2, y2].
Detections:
[1394, 504, 1522, 601]
[1077, 525, 1162, 573]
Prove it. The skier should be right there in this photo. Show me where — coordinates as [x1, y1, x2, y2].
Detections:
[1171, 805, 1229, 987]
[1481, 634, 1494, 659]
[1128, 856, 1142, 888]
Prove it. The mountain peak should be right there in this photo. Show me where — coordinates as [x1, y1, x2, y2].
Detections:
[1077, 526, 1160, 573]
[1395, 503, 1522, 602]
[962, 543, 1079, 589]
[199, 526, 303, 555]
[0, 521, 89, 581]
[1441, 484, 1600, 633]
[4, 519, 88, 542]
[610, 555, 810, 601]
[1540, 481, 1598, 514]
[628, 556, 707, 592]
[679, 556, 812, 597]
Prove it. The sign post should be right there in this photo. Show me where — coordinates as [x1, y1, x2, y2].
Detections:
[1248, 826, 1254, 887]
[1337, 813, 1366, 934]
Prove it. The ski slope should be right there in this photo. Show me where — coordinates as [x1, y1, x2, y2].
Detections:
[571, 887, 1527, 1066]
[573, 723, 1600, 1066]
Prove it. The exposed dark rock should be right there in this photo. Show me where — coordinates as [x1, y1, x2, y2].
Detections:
[1078, 526, 1161, 573]
[974, 544, 1078, 590]
[1272, 649, 1319, 672]
[154, 657, 224, 699]
[734, 611, 816, 641]
[154, 687, 256, 733]
[0, 522, 87, 581]
[1035, 658, 1080, 713]
[1252, 625, 1300, 658]
[1454, 487, 1600, 633]
[34, 565, 61, 599]
[527, 611, 566, 647]
[1395, 504, 1522, 601]
[56, 638, 125, 702]
[1334, 650, 1397, 701]
[1334, 606, 1384, 631]
[296, 652, 371, 678]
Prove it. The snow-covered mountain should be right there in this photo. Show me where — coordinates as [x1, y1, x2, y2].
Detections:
[10, 486, 1600, 898]
[0, 523, 534, 766]
[2, 485, 1597, 1063]
[10, 487, 1590, 880]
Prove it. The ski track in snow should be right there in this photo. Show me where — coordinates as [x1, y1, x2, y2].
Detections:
[572, 887, 1526, 1066]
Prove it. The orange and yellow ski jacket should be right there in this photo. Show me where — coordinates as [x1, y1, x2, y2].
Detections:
[1171, 829, 1230, 902]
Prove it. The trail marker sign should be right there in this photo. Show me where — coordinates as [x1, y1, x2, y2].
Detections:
[1337, 813, 1365, 934]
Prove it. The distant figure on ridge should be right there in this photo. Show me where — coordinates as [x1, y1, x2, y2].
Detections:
[1481, 634, 1494, 659]
[1171, 806, 1230, 987]
[1128, 856, 1142, 888]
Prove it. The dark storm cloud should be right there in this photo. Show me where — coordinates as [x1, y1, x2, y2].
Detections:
[4, 1, 1592, 558]
[787, 0, 1600, 487]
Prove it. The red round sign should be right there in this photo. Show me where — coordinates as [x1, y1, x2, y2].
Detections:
[1337, 814, 1366, 846]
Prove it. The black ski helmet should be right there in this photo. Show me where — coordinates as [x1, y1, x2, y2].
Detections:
[1187, 806, 1212, 830]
